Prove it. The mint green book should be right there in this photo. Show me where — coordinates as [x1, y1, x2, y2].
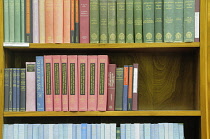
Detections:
[108, 0, 117, 43]
[134, 0, 142, 43]
[143, 0, 154, 43]
[117, 0, 125, 43]
[20, 0, 25, 42]
[100, 0, 108, 43]
[15, 0, 21, 42]
[164, 0, 174, 42]
[4, 0, 10, 42]
[174, 0, 183, 42]
[90, 0, 100, 43]
[184, 0, 195, 42]
[154, 0, 163, 42]
[9, 0, 15, 42]
[126, 0, 134, 43]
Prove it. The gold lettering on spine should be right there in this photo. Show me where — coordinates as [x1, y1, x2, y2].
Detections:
[54, 63, 60, 95]
[90, 63, 95, 95]
[62, 63, 67, 95]
[99, 63, 105, 95]
[70, 63, 75, 95]
[80, 63, 85, 95]
[46, 63, 51, 95]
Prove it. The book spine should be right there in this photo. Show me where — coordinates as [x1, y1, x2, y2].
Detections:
[4, 0, 10, 42]
[39, 0, 45, 43]
[178, 123, 184, 139]
[111, 123, 117, 139]
[154, 124, 159, 139]
[96, 124, 101, 138]
[134, 0, 143, 43]
[64, 0, 71, 43]
[144, 124, 151, 139]
[120, 124, 126, 139]
[81, 124, 87, 139]
[168, 123, 173, 138]
[134, 124, 140, 139]
[90, 0, 99, 43]
[75, 0, 79, 43]
[25, 0, 30, 42]
[8, 69, 13, 111]
[108, 0, 117, 43]
[80, 0, 90, 43]
[194, 0, 199, 42]
[24, 124, 28, 138]
[107, 64, 116, 111]
[143, 0, 155, 43]
[18, 124, 24, 139]
[30, 0, 33, 43]
[26, 62, 36, 111]
[100, 124, 105, 139]
[130, 124, 135, 139]
[127, 65, 133, 111]
[61, 55, 68, 111]
[9, 0, 15, 42]
[27, 124, 33, 139]
[132, 64, 138, 110]
[126, 0, 134, 43]
[116, 127, 121, 139]
[78, 55, 88, 111]
[36, 56, 45, 111]
[16, 68, 20, 111]
[33, 124, 40, 139]
[154, 0, 163, 42]
[97, 55, 108, 111]
[54, 0, 63, 43]
[8, 124, 14, 139]
[20, 68, 26, 111]
[92, 124, 97, 139]
[67, 124, 73, 139]
[88, 56, 98, 111]
[53, 124, 59, 139]
[44, 55, 53, 111]
[123, 65, 128, 111]
[77, 124, 82, 139]
[13, 124, 18, 139]
[174, 0, 183, 42]
[53, 55, 62, 111]
[12, 68, 17, 111]
[4, 68, 10, 111]
[70, 0, 75, 43]
[164, 123, 169, 138]
[20, 0, 25, 42]
[15, 0, 21, 42]
[115, 68, 123, 111]
[140, 124, 144, 139]
[87, 124, 92, 139]
[3, 124, 8, 139]
[100, 0, 108, 43]
[44, 124, 49, 139]
[45, 0, 54, 43]
[33, 0, 39, 43]
[72, 124, 77, 139]
[63, 124, 68, 139]
[158, 123, 165, 138]
[58, 124, 64, 139]
[49, 124, 54, 139]
[173, 123, 179, 138]
[184, 0, 195, 42]
[105, 124, 111, 139]
[125, 124, 131, 139]
[117, 0, 125, 43]
[68, 55, 78, 111]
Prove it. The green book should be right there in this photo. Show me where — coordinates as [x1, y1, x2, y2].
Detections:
[184, 0, 195, 42]
[117, 0, 125, 43]
[100, 0, 108, 43]
[90, 0, 100, 43]
[108, 0, 117, 43]
[4, 0, 10, 42]
[15, 0, 21, 42]
[134, 0, 142, 43]
[20, 0, 25, 42]
[143, 0, 154, 43]
[174, 0, 183, 42]
[164, 0, 174, 42]
[116, 127, 121, 139]
[154, 0, 163, 42]
[126, 0, 134, 43]
[115, 68, 123, 111]
[9, 0, 15, 42]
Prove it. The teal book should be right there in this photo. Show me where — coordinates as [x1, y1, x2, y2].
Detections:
[9, 0, 15, 42]
[90, 0, 99, 43]
[134, 0, 143, 43]
[115, 68, 123, 111]
[143, 0, 154, 43]
[126, 0, 134, 43]
[117, 0, 125, 43]
[174, 0, 183, 42]
[15, 0, 21, 42]
[108, 0, 117, 43]
[154, 0, 163, 42]
[100, 0, 108, 43]
[116, 127, 121, 139]
[184, 0, 195, 42]
[4, 0, 10, 42]
[20, 0, 25, 42]
[164, 0, 174, 42]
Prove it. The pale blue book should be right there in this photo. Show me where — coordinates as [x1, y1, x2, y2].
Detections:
[13, 124, 19, 139]
[163, 123, 169, 139]
[81, 123, 87, 139]
[27, 124, 33, 139]
[39, 124, 44, 139]
[134, 123, 140, 139]
[24, 124, 28, 139]
[173, 123, 179, 139]
[154, 124, 159, 139]
[58, 124, 64, 139]
[33, 124, 40, 139]
[53, 124, 59, 139]
[169, 123, 174, 139]
[144, 123, 151, 139]
[63, 124, 68, 139]
[77, 124, 82, 139]
[7, 124, 14, 139]
[96, 124, 101, 139]
[68, 124, 73, 139]
[44, 124, 49, 139]
[126, 124, 131, 139]
[100, 124, 105, 139]
[73, 124, 77, 139]
[110, 123, 116, 139]
[178, 123, 184, 139]
[120, 124, 126, 139]
[3, 124, 8, 139]
[49, 124, 54, 139]
[87, 124, 92, 139]
[105, 124, 111, 139]
[158, 123, 165, 139]
[130, 124, 135, 139]
[92, 124, 97, 139]
[150, 124, 155, 139]
[139, 124, 144, 139]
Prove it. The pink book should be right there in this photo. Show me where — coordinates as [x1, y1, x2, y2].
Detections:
[44, 55, 53, 111]
[33, 0, 39, 43]
[54, 0, 63, 43]
[26, 62, 36, 111]
[61, 55, 68, 111]
[97, 55, 109, 111]
[132, 63, 139, 111]
[64, 0, 71, 43]
[78, 55, 88, 111]
[45, 0, 54, 43]
[68, 55, 78, 111]
[87, 55, 98, 111]
[52, 55, 62, 111]
[79, 0, 89, 43]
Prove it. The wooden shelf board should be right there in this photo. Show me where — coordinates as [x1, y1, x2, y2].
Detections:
[4, 111, 201, 117]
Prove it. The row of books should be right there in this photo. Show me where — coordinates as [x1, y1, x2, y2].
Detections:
[4, 55, 139, 112]
[3, 0, 199, 44]
[3, 123, 184, 139]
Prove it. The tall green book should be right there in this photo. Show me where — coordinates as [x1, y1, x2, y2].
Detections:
[174, 0, 183, 42]
[4, 0, 10, 42]
[184, 0, 195, 42]
[143, 0, 154, 43]
[134, 0, 142, 43]
[164, 0, 174, 42]
[126, 0, 134, 43]
[154, 0, 163, 42]
[115, 68, 123, 111]
[15, 0, 21, 42]
[117, 0, 125, 43]
[9, 0, 15, 42]
[20, 0, 25, 42]
[90, 0, 100, 43]
[108, 0, 117, 43]
[100, 0, 108, 43]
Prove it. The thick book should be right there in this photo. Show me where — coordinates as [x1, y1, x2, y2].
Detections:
[97, 55, 108, 111]
[64, 0, 71, 43]
[194, 0, 199, 42]
[20, 68, 26, 111]
[9, 0, 15, 42]
[12, 68, 17, 111]
[36, 56, 45, 111]
[4, 68, 10, 111]
[174, 0, 183, 42]
[61, 55, 68, 111]
[25, 0, 33, 43]
[8, 69, 13, 111]
[123, 65, 128, 111]
[16, 68, 20, 111]
[87, 55, 98, 111]
[45, 0, 54, 43]
[132, 63, 138, 111]
[70, 0, 75, 43]
[15, 0, 21, 42]
[108, 0, 117, 43]
[26, 62, 36, 111]
[90, 0, 99, 43]
[127, 65, 133, 111]
[100, 0, 108, 43]
[134, 0, 143, 43]
[4, 0, 9, 42]
[75, 0, 79, 43]
[107, 64, 116, 111]
[33, 0, 39, 43]
[54, 0, 63, 43]
[116, 0, 125, 43]
[39, 0, 45, 43]
[126, 0, 134, 43]
[154, 0, 163, 42]
[115, 68, 123, 111]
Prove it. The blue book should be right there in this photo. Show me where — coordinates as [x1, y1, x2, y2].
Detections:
[144, 123, 151, 139]
[120, 124, 126, 139]
[14, 124, 19, 139]
[12, 68, 17, 111]
[154, 124, 159, 139]
[173, 123, 179, 139]
[139, 124, 144, 139]
[63, 124, 68, 139]
[125, 124, 131, 139]
[100, 124, 105, 139]
[96, 124, 101, 139]
[53, 124, 59, 139]
[150, 124, 155, 139]
[24, 124, 28, 139]
[130, 124, 135, 139]
[123, 65, 128, 111]
[77, 124, 81, 139]
[58, 124, 64, 139]
[16, 68, 20, 111]
[3, 124, 8, 139]
[36, 56, 45, 111]
[73, 124, 77, 139]
[39, 124, 44, 139]
[7, 124, 14, 139]
[44, 124, 49, 139]
[33, 124, 40, 139]
[27, 124, 33, 139]
[49, 124, 54, 139]
[87, 124, 92, 139]
[67, 124, 73, 139]
[158, 123, 165, 139]
[92, 124, 97, 139]
[8, 68, 13, 111]
[81, 123, 87, 139]
[110, 123, 116, 139]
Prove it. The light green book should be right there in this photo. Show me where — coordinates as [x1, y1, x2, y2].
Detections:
[134, 0, 142, 43]
[4, 0, 10, 42]
[126, 0, 134, 43]
[174, 0, 183, 42]
[108, 0, 117, 43]
[117, 0, 125, 43]
[15, 0, 21, 42]
[20, 0, 25, 42]
[154, 0, 163, 42]
[100, 0, 108, 43]
[9, 0, 15, 42]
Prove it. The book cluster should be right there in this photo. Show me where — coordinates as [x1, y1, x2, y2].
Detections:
[4, 55, 139, 112]
[3, 123, 185, 139]
[3, 0, 198, 44]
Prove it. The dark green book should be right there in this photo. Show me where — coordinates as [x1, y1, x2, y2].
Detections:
[15, 0, 21, 42]
[4, 0, 10, 42]
[134, 0, 142, 43]
[115, 68, 123, 111]
[20, 68, 26, 111]
[20, 0, 25, 42]
[9, 0, 15, 42]
[154, 0, 163, 42]
[164, 0, 174, 42]
[126, 0, 134, 43]
[100, 0, 108, 43]
[117, 0, 125, 43]
[143, 0, 154, 43]
[116, 127, 121, 139]
[90, 0, 100, 43]
[4, 69, 10, 112]
[108, 0, 117, 43]
[174, 0, 183, 42]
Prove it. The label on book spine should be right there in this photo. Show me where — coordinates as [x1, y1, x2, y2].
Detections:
[134, 0, 143, 43]
[90, 0, 99, 43]
[117, 0, 125, 43]
[108, 0, 117, 43]
[100, 0, 108, 43]
[154, 0, 163, 42]
[174, 0, 183, 42]
[126, 0, 134, 43]
[4, 0, 9, 42]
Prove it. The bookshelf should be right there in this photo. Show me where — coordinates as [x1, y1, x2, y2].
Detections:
[0, 0, 209, 139]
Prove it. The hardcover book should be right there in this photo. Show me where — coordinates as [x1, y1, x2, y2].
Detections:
[21, 0, 25, 42]
[39, 0, 45, 43]
[154, 0, 163, 42]
[64, 0, 71, 43]
[108, 0, 117, 43]
[90, 0, 99, 43]
[4, 0, 9, 42]
[8, 69, 13, 111]
[134, 0, 143, 43]
[75, 0, 79, 43]
[54, 0, 63, 43]
[116, 0, 125, 43]
[20, 68, 26, 111]
[45, 0, 54, 43]
[70, 0, 75, 43]
[61, 55, 68, 111]
[126, 0, 134, 43]
[128, 65, 133, 111]
[16, 68, 20, 111]
[132, 63, 138, 110]
[9, 0, 15, 42]
[33, 0, 39, 43]
[174, 0, 183, 42]
[4, 68, 10, 111]
[115, 68, 124, 111]
[25, 0, 33, 43]
[12, 68, 17, 111]
[15, 0, 21, 42]
[194, 0, 199, 42]
[100, 0, 108, 43]
[123, 65, 128, 111]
